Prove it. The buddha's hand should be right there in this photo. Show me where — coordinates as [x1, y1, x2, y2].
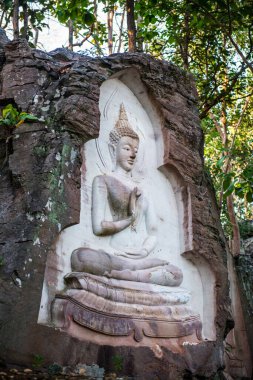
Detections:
[129, 187, 141, 221]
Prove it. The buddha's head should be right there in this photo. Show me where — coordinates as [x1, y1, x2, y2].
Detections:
[109, 104, 139, 173]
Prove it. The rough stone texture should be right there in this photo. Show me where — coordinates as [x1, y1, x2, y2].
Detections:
[0, 38, 232, 379]
[235, 238, 253, 365]
[0, 29, 9, 69]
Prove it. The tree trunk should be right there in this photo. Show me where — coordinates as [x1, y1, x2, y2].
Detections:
[107, 6, 114, 55]
[33, 27, 39, 47]
[92, 0, 103, 55]
[183, 3, 190, 69]
[13, 0, 19, 39]
[68, 19, 74, 51]
[117, 5, 125, 53]
[136, 0, 143, 52]
[126, 0, 136, 52]
[227, 195, 241, 257]
[22, 1, 28, 40]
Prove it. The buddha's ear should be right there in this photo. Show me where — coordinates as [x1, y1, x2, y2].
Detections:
[108, 143, 116, 169]
[108, 143, 115, 159]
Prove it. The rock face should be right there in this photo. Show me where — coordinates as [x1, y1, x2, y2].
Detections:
[236, 237, 253, 365]
[0, 38, 232, 379]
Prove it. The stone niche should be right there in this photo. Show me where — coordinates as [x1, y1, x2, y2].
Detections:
[0, 39, 231, 380]
[39, 70, 215, 348]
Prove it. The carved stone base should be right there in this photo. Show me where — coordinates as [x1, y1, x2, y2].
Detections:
[52, 294, 202, 343]
[52, 273, 202, 344]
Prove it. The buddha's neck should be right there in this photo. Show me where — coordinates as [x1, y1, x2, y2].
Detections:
[114, 166, 131, 177]
[111, 167, 136, 185]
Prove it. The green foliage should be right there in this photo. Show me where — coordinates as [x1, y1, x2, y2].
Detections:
[33, 145, 49, 158]
[32, 354, 44, 368]
[47, 363, 62, 375]
[47, 0, 107, 53]
[203, 93, 253, 234]
[239, 220, 253, 239]
[0, 0, 50, 44]
[0, 104, 38, 129]
[112, 354, 123, 373]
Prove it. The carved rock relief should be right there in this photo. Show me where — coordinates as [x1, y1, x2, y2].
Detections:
[39, 72, 215, 346]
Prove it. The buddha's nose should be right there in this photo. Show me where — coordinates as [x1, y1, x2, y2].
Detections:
[130, 152, 136, 159]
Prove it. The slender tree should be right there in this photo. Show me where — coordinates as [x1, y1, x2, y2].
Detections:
[107, 3, 114, 54]
[116, 5, 125, 53]
[22, 0, 28, 40]
[13, 0, 19, 39]
[68, 19, 74, 50]
[126, 0, 136, 52]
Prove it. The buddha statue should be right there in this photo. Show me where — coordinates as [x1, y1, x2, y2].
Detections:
[52, 104, 202, 343]
[70, 104, 183, 286]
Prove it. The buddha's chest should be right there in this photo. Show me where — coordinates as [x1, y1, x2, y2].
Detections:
[104, 175, 142, 216]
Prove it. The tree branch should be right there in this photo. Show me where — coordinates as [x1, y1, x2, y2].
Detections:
[72, 33, 92, 47]
[200, 63, 247, 119]
[191, 0, 253, 73]
[209, 111, 226, 143]
[228, 34, 253, 73]
[224, 96, 250, 175]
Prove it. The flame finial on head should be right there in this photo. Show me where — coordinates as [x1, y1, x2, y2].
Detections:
[115, 103, 129, 129]
[109, 103, 139, 146]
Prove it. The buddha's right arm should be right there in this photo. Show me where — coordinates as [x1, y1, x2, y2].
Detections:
[96, 218, 132, 236]
[91, 175, 133, 236]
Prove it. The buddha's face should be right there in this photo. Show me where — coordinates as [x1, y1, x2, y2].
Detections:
[115, 136, 139, 172]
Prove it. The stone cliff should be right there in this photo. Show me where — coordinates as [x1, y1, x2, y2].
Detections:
[0, 34, 241, 379]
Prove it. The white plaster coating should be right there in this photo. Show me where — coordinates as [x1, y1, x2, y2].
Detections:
[38, 76, 214, 340]
[26, 213, 34, 221]
[55, 152, 61, 161]
[33, 237, 40, 246]
[45, 198, 53, 211]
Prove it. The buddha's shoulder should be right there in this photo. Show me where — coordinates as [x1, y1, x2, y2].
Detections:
[93, 174, 144, 191]
[92, 174, 122, 186]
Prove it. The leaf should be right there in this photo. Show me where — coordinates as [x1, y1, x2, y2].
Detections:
[83, 12, 96, 26]
[223, 182, 235, 198]
[246, 191, 253, 203]
[235, 187, 244, 199]
[223, 175, 232, 191]
[168, 35, 175, 44]
[19, 113, 38, 121]
[216, 156, 226, 168]
[2, 104, 18, 120]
